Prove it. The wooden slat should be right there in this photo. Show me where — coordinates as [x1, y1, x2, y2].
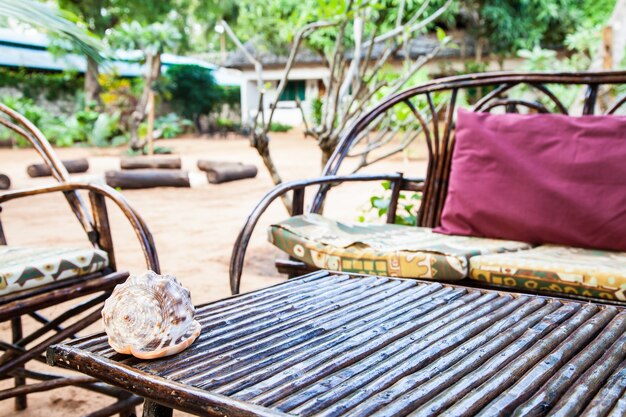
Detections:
[48, 272, 626, 416]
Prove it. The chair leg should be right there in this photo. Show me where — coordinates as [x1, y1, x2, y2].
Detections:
[142, 400, 172, 417]
[11, 317, 27, 410]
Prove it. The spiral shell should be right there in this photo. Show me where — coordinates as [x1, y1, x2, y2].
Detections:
[102, 271, 201, 359]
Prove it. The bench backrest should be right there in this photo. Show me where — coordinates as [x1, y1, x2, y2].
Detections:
[317, 71, 626, 228]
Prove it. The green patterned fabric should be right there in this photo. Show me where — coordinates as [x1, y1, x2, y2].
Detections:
[470, 245, 626, 301]
[0, 246, 109, 296]
[269, 214, 532, 280]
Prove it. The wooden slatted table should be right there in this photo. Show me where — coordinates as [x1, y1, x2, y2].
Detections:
[47, 271, 626, 417]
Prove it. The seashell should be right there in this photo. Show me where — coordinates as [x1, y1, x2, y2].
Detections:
[102, 271, 201, 359]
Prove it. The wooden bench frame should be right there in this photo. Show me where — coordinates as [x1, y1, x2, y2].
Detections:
[229, 70, 626, 298]
[0, 103, 160, 415]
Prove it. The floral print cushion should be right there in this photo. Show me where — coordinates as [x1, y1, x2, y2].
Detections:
[0, 246, 109, 296]
[470, 245, 626, 301]
[268, 214, 532, 280]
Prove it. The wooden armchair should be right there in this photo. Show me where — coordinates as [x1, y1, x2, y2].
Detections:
[0, 103, 159, 415]
[230, 71, 626, 303]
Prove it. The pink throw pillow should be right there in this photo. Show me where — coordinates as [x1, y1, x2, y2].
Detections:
[435, 109, 626, 251]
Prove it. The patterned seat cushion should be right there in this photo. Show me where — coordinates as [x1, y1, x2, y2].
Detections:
[0, 246, 109, 296]
[470, 245, 626, 301]
[269, 214, 532, 280]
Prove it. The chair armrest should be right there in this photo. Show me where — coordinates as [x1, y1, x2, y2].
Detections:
[0, 182, 159, 273]
[229, 173, 424, 294]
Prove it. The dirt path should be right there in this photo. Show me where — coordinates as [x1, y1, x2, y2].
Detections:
[0, 132, 427, 416]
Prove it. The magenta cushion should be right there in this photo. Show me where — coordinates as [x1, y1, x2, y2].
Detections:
[435, 109, 626, 251]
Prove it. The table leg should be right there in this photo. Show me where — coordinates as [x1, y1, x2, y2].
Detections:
[142, 400, 173, 417]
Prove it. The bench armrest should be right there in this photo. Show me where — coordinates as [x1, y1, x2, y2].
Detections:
[229, 173, 423, 294]
[0, 182, 159, 273]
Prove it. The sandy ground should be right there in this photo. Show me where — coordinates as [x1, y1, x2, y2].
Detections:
[0, 131, 427, 416]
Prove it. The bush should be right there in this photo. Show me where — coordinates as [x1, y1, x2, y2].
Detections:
[269, 122, 293, 132]
[0, 96, 127, 147]
[138, 113, 193, 140]
[0, 68, 82, 101]
[311, 98, 323, 125]
[219, 86, 240, 107]
[0, 96, 66, 146]
[161, 65, 222, 132]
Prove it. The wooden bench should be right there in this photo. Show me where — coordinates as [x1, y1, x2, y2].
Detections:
[229, 71, 626, 304]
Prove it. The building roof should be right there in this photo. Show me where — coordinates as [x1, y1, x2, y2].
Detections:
[0, 28, 240, 86]
[224, 33, 483, 69]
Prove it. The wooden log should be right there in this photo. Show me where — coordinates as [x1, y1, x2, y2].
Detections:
[27, 158, 89, 178]
[121, 156, 182, 170]
[196, 160, 243, 172]
[0, 174, 10, 190]
[205, 164, 257, 184]
[105, 170, 190, 189]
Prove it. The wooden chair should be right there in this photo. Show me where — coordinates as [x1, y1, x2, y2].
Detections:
[0, 103, 159, 415]
[229, 71, 626, 303]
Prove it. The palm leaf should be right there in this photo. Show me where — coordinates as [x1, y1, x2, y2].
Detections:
[0, 0, 103, 62]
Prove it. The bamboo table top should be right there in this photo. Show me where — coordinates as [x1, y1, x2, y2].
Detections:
[47, 271, 626, 417]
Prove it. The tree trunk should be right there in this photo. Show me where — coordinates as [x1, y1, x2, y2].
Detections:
[321, 146, 333, 170]
[194, 114, 203, 134]
[251, 131, 292, 212]
[129, 53, 162, 151]
[85, 57, 102, 109]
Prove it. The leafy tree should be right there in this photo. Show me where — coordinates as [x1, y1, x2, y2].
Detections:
[107, 20, 182, 149]
[222, 0, 455, 211]
[162, 65, 222, 133]
[457, 0, 616, 57]
[56, 0, 177, 108]
[0, 0, 102, 61]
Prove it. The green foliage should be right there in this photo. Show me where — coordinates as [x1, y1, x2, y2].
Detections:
[138, 113, 193, 139]
[91, 112, 123, 146]
[1, 0, 103, 62]
[0, 96, 129, 147]
[107, 20, 182, 55]
[156, 113, 193, 138]
[358, 181, 422, 226]
[234, 0, 455, 55]
[460, 0, 616, 56]
[269, 122, 293, 132]
[58, 0, 175, 36]
[0, 68, 82, 101]
[228, 0, 614, 59]
[161, 65, 222, 120]
[311, 98, 323, 125]
[219, 86, 241, 107]
[0, 96, 64, 146]
[125, 145, 173, 156]
[514, 23, 605, 110]
[216, 117, 241, 131]
[580, 0, 617, 26]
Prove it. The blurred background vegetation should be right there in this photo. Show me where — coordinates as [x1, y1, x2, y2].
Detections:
[0, 0, 620, 150]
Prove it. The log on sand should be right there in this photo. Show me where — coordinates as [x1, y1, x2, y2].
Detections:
[120, 156, 182, 170]
[197, 160, 257, 184]
[0, 174, 10, 190]
[105, 169, 190, 189]
[27, 158, 89, 178]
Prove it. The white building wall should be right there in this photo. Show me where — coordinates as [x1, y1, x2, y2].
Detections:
[238, 66, 330, 127]
[237, 58, 524, 127]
